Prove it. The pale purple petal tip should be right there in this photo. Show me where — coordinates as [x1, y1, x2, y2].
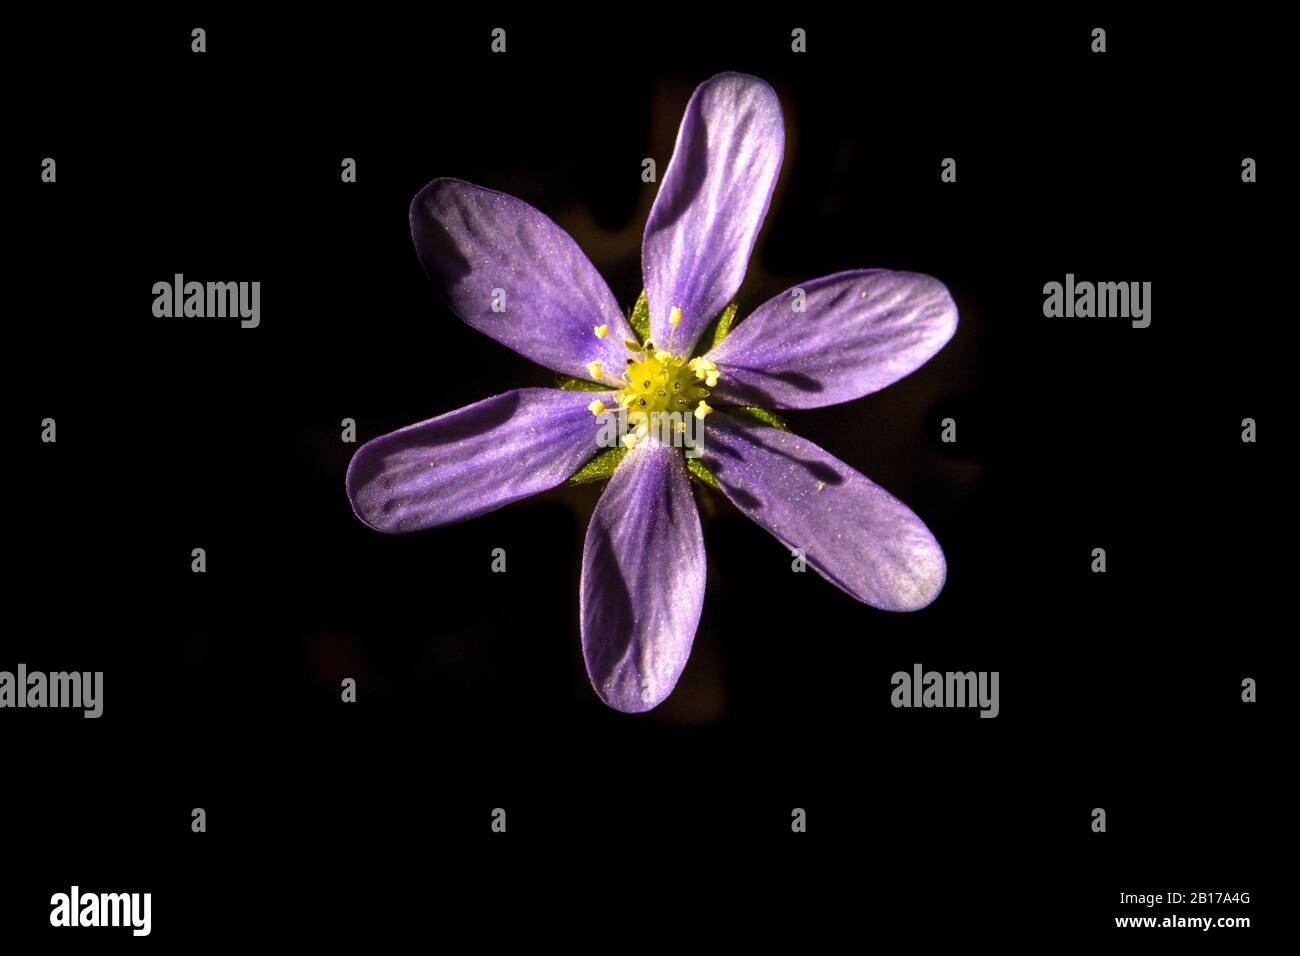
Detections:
[411, 178, 633, 378]
[347, 388, 611, 533]
[642, 72, 784, 353]
[580, 440, 705, 712]
[707, 270, 958, 409]
[703, 413, 946, 611]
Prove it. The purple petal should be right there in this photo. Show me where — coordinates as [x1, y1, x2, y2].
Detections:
[411, 178, 633, 379]
[707, 270, 958, 409]
[581, 440, 705, 712]
[642, 72, 784, 353]
[703, 412, 945, 611]
[347, 388, 611, 533]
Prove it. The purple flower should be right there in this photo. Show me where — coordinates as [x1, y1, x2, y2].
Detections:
[346, 72, 957, 713]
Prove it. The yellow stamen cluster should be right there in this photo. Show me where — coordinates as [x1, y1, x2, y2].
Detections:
[618, 345, 712, 419]
[585, 308, 718, 438]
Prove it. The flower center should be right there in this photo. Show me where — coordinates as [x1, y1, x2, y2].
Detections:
[623, 349, 708, 416]
[585, 306, 716, 448]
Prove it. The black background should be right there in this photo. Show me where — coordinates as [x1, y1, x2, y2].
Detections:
[6, 10, 1281, 946]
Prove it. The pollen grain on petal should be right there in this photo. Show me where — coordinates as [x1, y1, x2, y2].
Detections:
[585, 360, 604, 380]
[594, 324, 609, 338]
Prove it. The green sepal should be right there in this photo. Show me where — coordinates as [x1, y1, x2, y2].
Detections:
[628, 289, 651, 342]
[567, 446, 628, 485]
[555, 376, 607, 392]
[685, 455, 721, 490]
[694, 301, 739, 356]
[727, 405, 789, 430]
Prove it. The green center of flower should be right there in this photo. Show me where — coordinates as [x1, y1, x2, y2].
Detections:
[584, 306, 717, 448]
